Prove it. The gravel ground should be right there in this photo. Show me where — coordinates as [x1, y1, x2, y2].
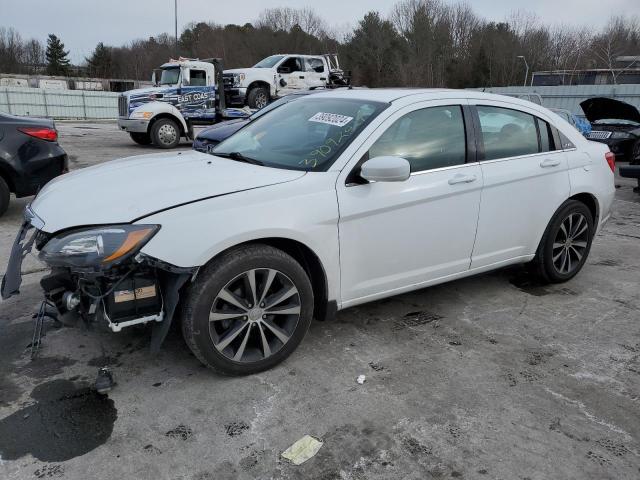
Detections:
[1, 121, 639, 480]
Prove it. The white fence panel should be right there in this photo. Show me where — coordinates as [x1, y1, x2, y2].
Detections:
[0, 86, 119, 119]
[470, 84, 640, 116]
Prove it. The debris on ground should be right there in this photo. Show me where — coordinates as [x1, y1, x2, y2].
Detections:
[281, 435, 323, 465]
[356, 375, 366, 384]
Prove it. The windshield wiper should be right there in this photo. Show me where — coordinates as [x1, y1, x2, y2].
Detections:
[214, 152, 264, 166]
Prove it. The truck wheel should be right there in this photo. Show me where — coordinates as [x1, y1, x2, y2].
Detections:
[181, 244, 314, 375]
[0, 176, 9, 217]
[530, 200, 594, 284]
[129, 132, 152, 145]
[247, 87, 270, 109]
[151, 118, 181, 149]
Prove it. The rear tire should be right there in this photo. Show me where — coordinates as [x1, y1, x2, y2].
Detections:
[129, 132, 152, 145]
[0, 176, 9, 217]
[181, 244, 314, 375]
[151, 118, 181, 149]
[246, 87, 270, 109]
[530, 200, 594, 283]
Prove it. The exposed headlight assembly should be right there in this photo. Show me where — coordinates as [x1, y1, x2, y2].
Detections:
[232, 73, 245, 87]
[39, 225, 159, 268]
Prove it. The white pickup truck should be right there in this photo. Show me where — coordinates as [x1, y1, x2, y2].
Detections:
[223, 53, 350, 109]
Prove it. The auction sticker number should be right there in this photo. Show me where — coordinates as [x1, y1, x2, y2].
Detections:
[309, 112, 353, 127]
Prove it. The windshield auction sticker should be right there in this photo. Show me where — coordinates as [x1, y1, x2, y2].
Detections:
[309, 112, 353, 127]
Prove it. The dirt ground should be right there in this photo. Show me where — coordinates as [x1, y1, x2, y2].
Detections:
[1, 121, 639, 480]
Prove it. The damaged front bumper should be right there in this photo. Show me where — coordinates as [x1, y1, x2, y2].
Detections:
[1, 210, 195, 351]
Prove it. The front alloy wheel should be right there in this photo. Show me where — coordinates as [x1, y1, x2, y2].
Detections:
[182, 244, 314, 375]
[209, 268, 301, 362]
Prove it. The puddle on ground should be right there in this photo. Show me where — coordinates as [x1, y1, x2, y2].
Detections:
[508, 275, 551, 296]
[0, 379, 117, 462]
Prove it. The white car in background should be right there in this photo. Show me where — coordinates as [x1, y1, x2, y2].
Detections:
[2, 89, 615, 375]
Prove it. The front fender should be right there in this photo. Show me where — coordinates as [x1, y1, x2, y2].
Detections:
[131, 101, 188, 134]
[136, 174, 341, 304]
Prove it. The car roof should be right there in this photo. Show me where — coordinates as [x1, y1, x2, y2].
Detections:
[301, 88, 544, 107]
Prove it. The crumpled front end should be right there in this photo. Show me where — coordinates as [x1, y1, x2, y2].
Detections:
[1, 207, 194, 351]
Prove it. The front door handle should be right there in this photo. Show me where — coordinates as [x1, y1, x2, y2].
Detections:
[448, 174, 477, 185]
[540, 158, 561, 168]
[299, 76, 305, 79]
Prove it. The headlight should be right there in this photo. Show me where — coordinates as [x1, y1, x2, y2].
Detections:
[131, 111, 153, 119]
[610, 131, 633, 139]
[232, 73, 245, 87]
[39, 225, 159, 268]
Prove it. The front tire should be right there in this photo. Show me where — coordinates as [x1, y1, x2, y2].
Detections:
[531, 200, 594, 283]
[151, 118, 181, 149]
[246, 87, 270, 109]
[129, 132, 152, 145]
[181, 244, 314, 375]
[0, 176, 10, 217]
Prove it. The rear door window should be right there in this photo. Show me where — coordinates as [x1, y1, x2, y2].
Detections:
[537, 119, 556, 152]
[306, 58, 325, 73]
[477, 106, 539, 160]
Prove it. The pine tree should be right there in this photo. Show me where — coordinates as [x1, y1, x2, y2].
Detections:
[45, 34, 71, 76]
[86, 42, 112, 78]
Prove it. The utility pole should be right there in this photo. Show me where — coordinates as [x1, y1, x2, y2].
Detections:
[517, 56, 529, 87]
[174, 0, 178, 57]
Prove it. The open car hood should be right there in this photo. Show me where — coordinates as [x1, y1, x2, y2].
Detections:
[30, 150, 305, 233]
[580, 97, 640, 124]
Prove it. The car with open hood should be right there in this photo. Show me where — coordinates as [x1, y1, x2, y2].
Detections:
[2, 89, 615, 376]
[582, 97, 640, 163]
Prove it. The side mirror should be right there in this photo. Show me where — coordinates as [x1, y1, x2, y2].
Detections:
[278, 66, 291, 74]
[360, 156, 411, 182]
[152, 69, 162, 86]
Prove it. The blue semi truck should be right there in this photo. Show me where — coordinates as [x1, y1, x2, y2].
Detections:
[117, 57, 248, 148]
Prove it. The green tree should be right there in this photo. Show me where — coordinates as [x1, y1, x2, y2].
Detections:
[45, 34, 71, 76]
[342, 12, 407, 87]
[86, 42, 112, 78]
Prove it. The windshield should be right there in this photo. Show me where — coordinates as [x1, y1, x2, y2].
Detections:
[253, 55, 285, 68]
[160, 67, 181, 85]
[593, 118, 640, 126]
[213, 98, 387, 171]
[248, 94, 308, 120]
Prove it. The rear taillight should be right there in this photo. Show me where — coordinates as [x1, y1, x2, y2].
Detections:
[18, 127, 58, 142]
[605, 151, 615, 173]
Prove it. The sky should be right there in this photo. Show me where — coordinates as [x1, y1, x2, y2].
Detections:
[2, 0, 639, 63]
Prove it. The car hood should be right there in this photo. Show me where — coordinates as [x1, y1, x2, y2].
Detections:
[30, 150, 305, 233]
[580, 97, 640, 124]
[197, 118, 249, 142]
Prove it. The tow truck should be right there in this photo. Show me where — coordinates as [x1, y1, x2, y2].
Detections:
[117, 58, 249, 148]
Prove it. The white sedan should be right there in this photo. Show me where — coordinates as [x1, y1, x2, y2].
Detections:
[2, 89, 615, 375]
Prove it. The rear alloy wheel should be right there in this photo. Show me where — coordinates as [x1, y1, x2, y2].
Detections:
[531, 200, 594, 283]
[151, 118, 180, 149]
[129, 131, 152, 145]
[182, 244, 314, 375]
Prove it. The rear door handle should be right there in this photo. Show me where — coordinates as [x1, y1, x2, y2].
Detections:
[448, 174, 477, 185]
[540, 158, 561, 168]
